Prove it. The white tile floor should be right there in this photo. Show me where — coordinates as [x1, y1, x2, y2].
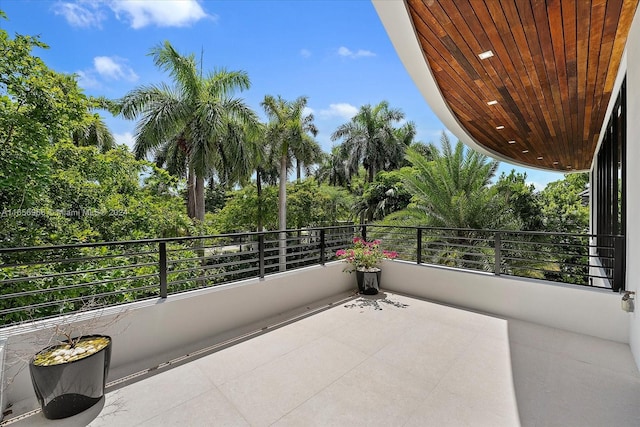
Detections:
[11, 292, 640, 426]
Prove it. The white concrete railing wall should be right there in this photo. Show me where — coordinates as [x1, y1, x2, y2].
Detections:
[0, 262, 353, 418]
[382, 260, 629, 343]
[2, 259, 631, 419]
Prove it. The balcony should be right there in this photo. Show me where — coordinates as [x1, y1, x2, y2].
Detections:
[0, 226, 637, 425]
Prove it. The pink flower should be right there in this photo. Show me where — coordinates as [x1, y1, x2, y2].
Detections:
[336, 238, 397, 269]
[383, 250, 398, 259]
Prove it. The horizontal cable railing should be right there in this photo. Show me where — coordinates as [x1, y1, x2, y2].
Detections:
[364, 224, 624, 291]
[0, 225, 624, 327]
[0, 226, 356, 326]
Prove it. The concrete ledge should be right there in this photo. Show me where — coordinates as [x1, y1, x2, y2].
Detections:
[382, 260, 629, 343]
[0, 262, 353, 418]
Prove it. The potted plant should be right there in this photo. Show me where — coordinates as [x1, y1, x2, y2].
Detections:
[28, 327, 112, 420]
[336, 237, 397, 295]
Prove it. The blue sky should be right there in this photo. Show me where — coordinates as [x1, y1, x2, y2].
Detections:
[2, 0, 566, 189]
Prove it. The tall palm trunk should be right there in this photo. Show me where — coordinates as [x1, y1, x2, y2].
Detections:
[256, 168, 263, 232]
[296, 159, 302, 181]
[194, 174, 206, 286]
[278, 154, 288, 271]
[195, 175, 206, 221]
[187, 168, 196, 219]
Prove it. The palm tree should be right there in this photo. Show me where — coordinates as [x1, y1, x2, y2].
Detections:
[315, 146, 350, 187]
[405, 140, 434, 164]
[291, 134, 322, 181]
[398, 132, 499, 229]
[331, 101, 406, 183]
[387, 121, 417, 169]
[71, 113, 115, 153]
[118, 41, 258, 221]
[376, 133, 505, 269]
[242, 122, 278, 232]
[261, 95, 318, 270]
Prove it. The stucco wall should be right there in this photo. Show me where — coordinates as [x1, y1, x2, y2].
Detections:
[382, 260, 628, 343]
[625, 7, 640, 369]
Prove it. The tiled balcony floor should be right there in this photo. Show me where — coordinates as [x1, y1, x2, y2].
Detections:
[13, 291, 640, 426]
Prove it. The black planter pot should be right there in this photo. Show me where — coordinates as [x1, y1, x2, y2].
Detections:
[355, 269, 381, 295]
[29, 335, 112, 420]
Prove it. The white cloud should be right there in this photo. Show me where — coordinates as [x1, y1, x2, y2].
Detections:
[54, 0, 212, 29]
[109, 0, 211, 29]
[354, 49, 375, 57]
[300, 49, 311, 58]
[75, 70, 101, 89]
[114, 132, 136, 150]
[337, 46, 376, 59]
[93, 56, 138, 81]
[319, 103, 358, 120]
[53, 2, 105, 28]
[337, 46, 352, 57]
[302, 107, 315, 117]
[76, 56, 138, 89]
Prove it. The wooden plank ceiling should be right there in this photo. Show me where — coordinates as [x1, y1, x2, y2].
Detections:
[407, 0, 638, 171]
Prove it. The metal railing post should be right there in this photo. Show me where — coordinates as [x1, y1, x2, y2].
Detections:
[494, 232, 501, 276]
[417, 228, 423, 264]
[613, 236, 624, 291]
[159, 242, 167, 298]
[258, 234, 265, 278]
[320, 229, 326, 265]
[361, 224, 367, 242]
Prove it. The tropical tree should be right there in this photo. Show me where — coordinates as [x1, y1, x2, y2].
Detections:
[494, 170, 544, 231]
[0, 23, 88, 216]
[539, 173, 589, 233]
[404, 141, 434, 165]
[118, 41, 258, 222]
[71, 111, 115, 153]
[374, 133, 514, 268]
[261, 95, 317, 269]
[315, 146, 350, 187]
[390, 133, 503, 229]
[389, 121, 417, 169]
[356, 170, 412, 222]
[291, 134, 322, 181]
[213, 177, 353, 233]
[331, 101, 407, 183]
[244, 121, 278, 231]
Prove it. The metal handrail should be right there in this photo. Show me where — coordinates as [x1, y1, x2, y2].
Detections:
[0, 224, 625, 327]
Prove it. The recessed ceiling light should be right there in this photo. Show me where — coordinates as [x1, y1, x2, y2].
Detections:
[522, 150, 529, 153]
[487, 100, 498, 106]
[496, 125, 505, 130]
[553, 161, 559, 165]
[478, 50, 494, 60]
[508, 140, 516, 144]
[537, 156, 543, 160]
[567, 165, 572, 169]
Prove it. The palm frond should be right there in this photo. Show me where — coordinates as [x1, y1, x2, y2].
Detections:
[149, 41, 201, 101]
